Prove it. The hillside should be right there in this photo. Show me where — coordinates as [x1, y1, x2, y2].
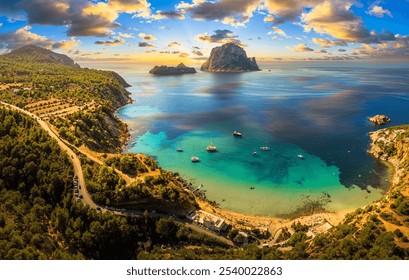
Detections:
[5, 45, 77, 67]
[0, 45, 131, 153]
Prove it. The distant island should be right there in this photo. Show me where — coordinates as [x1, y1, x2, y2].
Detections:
[149, 63, 197, 75]
[201, 43, 260, 72]
[369, 114, 391, 125]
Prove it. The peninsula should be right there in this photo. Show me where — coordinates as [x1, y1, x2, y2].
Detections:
[149, 63, 197, 75]
[200, 43, 260, 72]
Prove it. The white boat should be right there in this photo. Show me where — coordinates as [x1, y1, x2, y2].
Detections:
[233, 131, 242, 137]
[297, 154, 304, 159]
[252, 151, 257, 156]
[260, 146, 271, 151]
[191, 156, 200, 162]
[206, 145, 217, 152]
[176, 148, 183, 152]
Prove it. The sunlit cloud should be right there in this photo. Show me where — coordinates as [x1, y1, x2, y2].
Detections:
[312, 38, 348, 48]
[152, 10, 185, 20]
[168, 41, 181, 47]
[292, 43, 314, 52]
[367, 5, 392, 18]
[95, 38, 125, 46]
[138, 32, 157, 40]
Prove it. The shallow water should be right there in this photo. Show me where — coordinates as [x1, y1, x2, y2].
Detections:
[112, 62, 409, 217]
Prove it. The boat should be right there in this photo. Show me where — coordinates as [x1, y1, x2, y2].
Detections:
[297, 154, 304, 159]
[206, 145, 217, 152]
[206, 137, 217, 152]
[252, 151, 257, 156]
[191, 156, 200, 162]
[250, 186, 255, 190]
[260, 146, 271, 151]
[232, 131, 242, 137]
[176, 148, 183, 152]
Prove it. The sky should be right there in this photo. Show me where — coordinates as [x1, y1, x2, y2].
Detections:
[0, 0, 409, 64]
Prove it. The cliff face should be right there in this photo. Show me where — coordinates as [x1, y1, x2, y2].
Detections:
[149, 63, 197, 75]
[368, 125, 409, 186]
[200, 43, 260, 72]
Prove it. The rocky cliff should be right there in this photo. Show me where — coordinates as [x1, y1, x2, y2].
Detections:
[149, 63, 197, 75]
[200, 43, 260, 72]
[369, 114, 391, 125]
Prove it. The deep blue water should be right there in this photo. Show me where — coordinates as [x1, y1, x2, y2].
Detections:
[108, 62, 409, 216]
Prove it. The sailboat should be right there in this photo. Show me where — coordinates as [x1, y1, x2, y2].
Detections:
[206, 136, 217, 152]
[191, 144, 200, 162]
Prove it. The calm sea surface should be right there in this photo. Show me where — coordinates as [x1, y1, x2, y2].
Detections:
[88, 62, 409, 217]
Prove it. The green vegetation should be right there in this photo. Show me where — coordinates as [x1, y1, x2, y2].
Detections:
[83, 155, 197, 213]
[0, 108, 225, 259]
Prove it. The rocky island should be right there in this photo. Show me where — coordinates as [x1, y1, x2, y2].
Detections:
[369, 114, 391, 125]
[201, 43, 260, 72]
[149, 63, 197, 75]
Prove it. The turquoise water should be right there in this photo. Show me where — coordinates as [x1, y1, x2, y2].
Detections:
[110, 62, 409, 216]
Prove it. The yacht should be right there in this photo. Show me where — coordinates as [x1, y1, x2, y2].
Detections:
[233, 131, 242, 137]
[260, 146, 271, 151]
[191, 156, 200, 162]
[252, 151, 257, 156]
[176, 148, 183, 152]
[297, 154, 304, 159]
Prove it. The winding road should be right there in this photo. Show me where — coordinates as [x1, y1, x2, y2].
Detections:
[1, 101, 234, 247]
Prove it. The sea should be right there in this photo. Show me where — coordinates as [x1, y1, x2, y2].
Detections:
[84, 61, 409, 217]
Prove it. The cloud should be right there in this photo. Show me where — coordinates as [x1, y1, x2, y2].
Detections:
[145, 50, 156, 53]
[0, 23, 3, 28]
[192, 50, 204, 56]
[293, 43, 314, 52]
[301, 1, 395, 44]
[118, 32, 134, 38]
[352, 35, 409, 60]
[168, 41, 181, 47]
[110, 0, 151, 17]
[177, 0, 259, 26]
[179, 52, 189, 57]
[95, 38, 125, 46]
[52, 38, 80, 50]
[312, 38, 348, 48]
[152, 10, 185, 20]
[338, 48, 346, 52]
[367, 5, 392, 18]
[196, 29, 243, 46]
[138, 41, 155, 47]
[0, 25, 79, 51]
[1, 0, 152, 37]
[263, 0, 323, 24]
[271, 26, 288, 37]
[138, 32, 156, 40]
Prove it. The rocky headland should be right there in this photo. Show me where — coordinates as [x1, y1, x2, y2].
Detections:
[149, 63, 197, 75]
[369, 114, 391, 125]
[200, 43, 260, 72]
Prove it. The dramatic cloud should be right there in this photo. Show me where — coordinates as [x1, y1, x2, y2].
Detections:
[167, 41, 181, 47]
[196, 29, 243, 46]
[179, 52, 189, 57]
[138, 41, 155, 47]
[0, 26, 78, 51]
[293, 43, 314, 52]
[263, 0, 310, 24]
[367, 5, 392, 18]
[312, 38, 348, 48]
[177, 0, 259, 26]
[138, 32, 157, 40]
[152, 10, 185, 20]
[301, 0, 395, 44]
[1, 0, 152, 38]
[95, 38, 125, 46]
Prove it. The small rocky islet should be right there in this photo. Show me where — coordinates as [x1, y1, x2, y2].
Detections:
[149, 63, 197, 75]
